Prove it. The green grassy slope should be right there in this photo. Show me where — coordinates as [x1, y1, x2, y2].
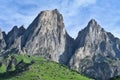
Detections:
[0, 54, 92, 80]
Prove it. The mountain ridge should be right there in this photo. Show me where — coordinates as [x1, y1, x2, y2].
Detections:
[0, 9, 120, 80]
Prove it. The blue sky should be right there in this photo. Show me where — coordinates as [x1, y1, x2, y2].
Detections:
[0, 0, 120, 38]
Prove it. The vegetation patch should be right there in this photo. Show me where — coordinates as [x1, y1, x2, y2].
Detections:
[0, 54, 91, 80]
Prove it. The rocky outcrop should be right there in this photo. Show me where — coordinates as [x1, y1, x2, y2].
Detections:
[0, 28, 6, 52]
[69, 19, 120, 80]
[6, 26, 25, 49]
[21, 9, 74, 64]
[7, 56, 17, 72]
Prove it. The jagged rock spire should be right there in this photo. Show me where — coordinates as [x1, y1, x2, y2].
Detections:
[6, 25, 25, 49]
[88, 19, 97, 25]
[69, 19, 120, 80]
[21, 9, 74, 64]
[0, 28, 6, 52]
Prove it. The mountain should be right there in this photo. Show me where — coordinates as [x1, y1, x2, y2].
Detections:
[69, 19, 120, 80]
[20, 9, 74, 64]
[0, 9, 120, 80]
[0, 9, 74, 65]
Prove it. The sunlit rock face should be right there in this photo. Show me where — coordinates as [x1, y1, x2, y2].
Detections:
[69, 19, 120, 80]
[21, 9, 74, 64]
[0, 28, 6, 52]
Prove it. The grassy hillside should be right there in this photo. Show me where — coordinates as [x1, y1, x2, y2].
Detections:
[0, 54, 92, 80]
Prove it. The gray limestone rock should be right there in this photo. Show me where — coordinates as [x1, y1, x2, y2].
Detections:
[6, 25, 25, 49]
[69, 19, 120, 80]
[21, 9, 74, 64]
[1, 9, 120, 80]
[0, 28, 6, 52]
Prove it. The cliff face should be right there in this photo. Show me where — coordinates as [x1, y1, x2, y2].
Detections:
[0, 9, 74, 64]
[69, 19, 120, 80]
[0, 28, 6, 52]
[20, 9, 74, 64]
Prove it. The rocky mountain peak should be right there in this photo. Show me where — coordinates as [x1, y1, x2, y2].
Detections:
[6, 25, 25, 49]
[87, 19, 103, 30]
[21, 9, 74, 64]
[36, 9, 62, 23]
[38, 9, 60, 16]
[18, 25, 26, 36]
[7, 26, 19, 37]
[39, 9, 63, 27]
[88, 19, 97, 25]
[12, 26, 18, 31]
[19, 25, 25, 31]
[69, 19, 120, 80]
[76, 19, 105, 50]
[23, 9, 63, 36]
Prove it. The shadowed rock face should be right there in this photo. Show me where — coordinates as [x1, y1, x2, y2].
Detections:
[5, 26, 25, 49]
[21, 9, 74, 64]
[69, 19, 120, 80]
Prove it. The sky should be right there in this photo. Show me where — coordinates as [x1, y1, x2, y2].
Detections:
[0, 0, 120, 38]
